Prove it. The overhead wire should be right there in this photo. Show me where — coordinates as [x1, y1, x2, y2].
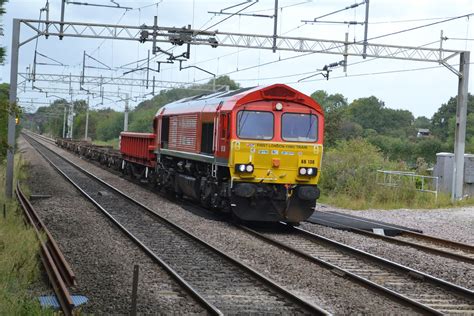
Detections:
[285, 61, 474, 85]
[212, 39, 441, 82]
[194, 0, 257, 35]
[246, 0, 313, 14]
[185, 12, 474, 84]
[160, 11, 472, 83]
[158, 7, 310, 74]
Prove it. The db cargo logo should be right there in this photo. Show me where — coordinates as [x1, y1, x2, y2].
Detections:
[181, 137, 194, 146]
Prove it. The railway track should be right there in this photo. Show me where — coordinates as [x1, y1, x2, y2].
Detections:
[16, 182, 76, 316]
[311, 212, 474, 264]
[24, 133, 329, 315]
[239, 223, 474, 315]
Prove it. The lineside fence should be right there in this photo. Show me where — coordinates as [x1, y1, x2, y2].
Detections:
[376, 170, 439, 201]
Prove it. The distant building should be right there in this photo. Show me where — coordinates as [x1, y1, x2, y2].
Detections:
[417, 128, 431, 138]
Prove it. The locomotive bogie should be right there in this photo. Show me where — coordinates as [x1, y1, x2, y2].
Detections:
[230, 183, 319, 222]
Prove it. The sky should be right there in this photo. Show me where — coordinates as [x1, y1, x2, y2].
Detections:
[1, 0, 473, 118]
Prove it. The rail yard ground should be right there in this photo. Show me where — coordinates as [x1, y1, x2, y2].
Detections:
[16, 134, 474, 314]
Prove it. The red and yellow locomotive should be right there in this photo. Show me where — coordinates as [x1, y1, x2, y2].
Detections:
[120, 84, 324, 223]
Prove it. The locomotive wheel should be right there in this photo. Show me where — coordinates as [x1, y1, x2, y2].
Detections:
[147, 170, 158, 188]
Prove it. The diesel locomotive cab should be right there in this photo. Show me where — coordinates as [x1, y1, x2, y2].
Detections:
[229, 98, 323, 222]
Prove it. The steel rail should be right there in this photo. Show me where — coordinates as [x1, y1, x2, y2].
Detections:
[238, 222, 474, 315]
[24, 133, 330, 315]
[15, 183, 75, 316]
[311, 213, 474, 264]
[29, 132, 56, 144]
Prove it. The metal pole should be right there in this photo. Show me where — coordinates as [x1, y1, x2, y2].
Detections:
[81, 50, 85, 85]
[343, 32, 348, 73]
[45, 0, 50, 38]
[362, 0, 370, 59]
[85, 95, 89, 140]
[130, 265, 139, 316]
[124, 93, 129, 132]
[59, 0, 66, 39]
[62, 103, 66, 138]
[146, 50, 150, 89]
[452, 51, 470, 200]
[272, 0, 278, 53]
[69, 95, 74, 139]
[5, 19, 20, 199]
[152, 16, 158, 54]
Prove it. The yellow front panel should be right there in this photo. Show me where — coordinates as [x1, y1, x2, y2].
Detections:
[229, 140, 323, 184]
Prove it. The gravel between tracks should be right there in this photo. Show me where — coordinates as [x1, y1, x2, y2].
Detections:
[25, 137, 425, 315]
[19, 137, 206, 315]
[299, 205, 474, 290]
[317, 204, 474, 244]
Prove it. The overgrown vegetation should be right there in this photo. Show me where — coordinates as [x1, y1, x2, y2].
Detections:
[0, 157, 47, 315]
[319, 138, 455, 209]
[1, 4, 49, 302]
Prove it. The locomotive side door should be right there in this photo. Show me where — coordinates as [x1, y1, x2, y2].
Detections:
[216, 111, 230, 159]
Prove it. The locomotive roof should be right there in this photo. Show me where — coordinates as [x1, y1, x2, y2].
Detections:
[155, 84, 322, 116]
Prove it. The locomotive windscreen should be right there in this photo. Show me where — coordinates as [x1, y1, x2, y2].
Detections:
[281, 113, 318, 142]
[237, 110, 273, 140]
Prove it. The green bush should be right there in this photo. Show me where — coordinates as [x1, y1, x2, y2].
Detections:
[320, 138, 390, 199]
[319, 138, 456, 209]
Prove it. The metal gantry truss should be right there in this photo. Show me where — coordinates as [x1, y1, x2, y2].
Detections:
[6, 17, 470, 202]
[19, 19, 463, 63]
[18, 72, 225, 91]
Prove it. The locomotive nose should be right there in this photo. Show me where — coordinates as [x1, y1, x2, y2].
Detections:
[231, 140, 321, 184]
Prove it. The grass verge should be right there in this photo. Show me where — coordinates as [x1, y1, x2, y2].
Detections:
[0, 156, 50, 314]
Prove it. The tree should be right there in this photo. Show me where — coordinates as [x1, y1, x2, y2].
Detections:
[0, 0, 6, 64]
[213, 75, 240, 90]
[0, 83, 9, 160]
[446, 112, 474, 152]
[431, 94, 474, 140]
[347, 96, 385, 132]
[413, 138, 445, 164]
[95, 109, 124, 141]
[32, 100, 67, 137]
[414, 116, 431, 129]
[128, 107, 156, 133]
[0, 1, 8, 160]
[311, 90, 348, 146]
[346, 96, 414, 137]
[380, 108, 414, 136]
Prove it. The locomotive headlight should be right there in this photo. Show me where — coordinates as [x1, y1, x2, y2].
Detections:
[275, 102, 283, 111]
[300, 167, 318, 177]
[236, 164, 254, 173]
